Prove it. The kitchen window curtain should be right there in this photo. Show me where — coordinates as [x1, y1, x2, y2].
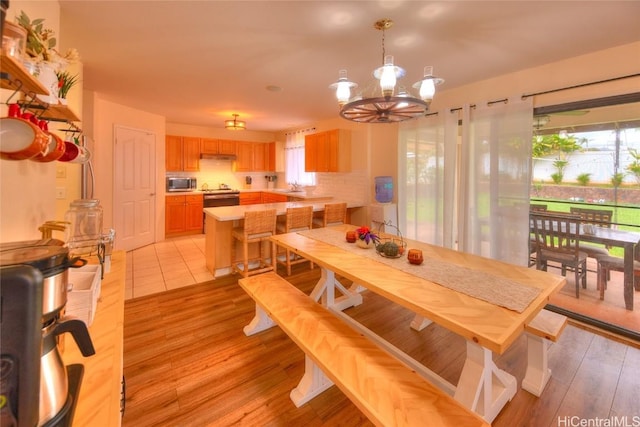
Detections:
[285, 130, 315, 186]
[399, 97, 533, 266]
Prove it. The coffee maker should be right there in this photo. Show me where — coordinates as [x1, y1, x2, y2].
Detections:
[0, 241, 96, 426]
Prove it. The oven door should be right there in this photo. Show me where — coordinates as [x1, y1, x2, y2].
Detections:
[203, 194, 240, 208]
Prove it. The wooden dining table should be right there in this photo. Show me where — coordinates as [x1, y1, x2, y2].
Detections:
[266, 224, 566, 423]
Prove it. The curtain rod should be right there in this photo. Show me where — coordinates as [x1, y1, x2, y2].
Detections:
[285, 127, 316, 135]
[449, 98, 508, 113]
[521, 73, 640, 99]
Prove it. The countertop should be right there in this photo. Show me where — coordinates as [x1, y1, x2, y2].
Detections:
[62, 251, 125, 427]
[167, 188, 330, 200]
[204, 200, 364, 222]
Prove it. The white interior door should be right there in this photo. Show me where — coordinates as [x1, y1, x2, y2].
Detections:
[113, 126, 156, 251]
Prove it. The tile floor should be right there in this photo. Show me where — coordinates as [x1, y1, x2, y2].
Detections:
[125, 234, 212, 300]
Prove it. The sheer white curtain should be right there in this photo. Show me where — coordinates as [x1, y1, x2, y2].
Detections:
[399, 97, 533, 265]
[285, 130, 315, 186]
[399, 113, 457, 248]
[458, 98, 533, 265]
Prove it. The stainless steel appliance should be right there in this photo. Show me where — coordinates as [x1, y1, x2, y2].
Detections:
[166, 177, 197, 192]
[0, 241, 96, 426]
[202, 188, 240, 208]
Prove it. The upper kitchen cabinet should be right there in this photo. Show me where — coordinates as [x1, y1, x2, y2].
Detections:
[201, 138, 236, 156]
[234, 141, 275, 172]
[166, 135, 200, 172]
[305, 129, 351, 172]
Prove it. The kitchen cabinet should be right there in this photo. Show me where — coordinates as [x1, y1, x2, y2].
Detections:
[201, 138, 236, 155]
[305, 129, 351, 172]
[239, 192, 262, 205]
[235, 141, 274, 172]
[166, 135, 200, 172]
[165, 194, 203, 236]
[262, 192, 287, 203]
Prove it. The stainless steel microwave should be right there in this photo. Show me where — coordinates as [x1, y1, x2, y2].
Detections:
[166, 177, 197, 192]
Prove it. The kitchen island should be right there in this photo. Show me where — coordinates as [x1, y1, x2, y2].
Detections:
[204, 201, 365, 277]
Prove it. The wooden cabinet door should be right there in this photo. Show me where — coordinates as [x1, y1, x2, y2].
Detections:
[185, 195, 204, 231]
[239, 192, 262, 205]
[262, 192, 287, 203]
[253, 143, 266, 171]
[327, 129, 340, 172]
[201, 138, 219, 154]
[266, 142, 276, 172]
[166, 135, 183, 171]
[304, 133, 318, 172]
[315, 131, 330, 172]
[218, 139, 236, 155]
[165, 196, 186, 234]
[235, 141, 254, 172]
[183, 137, 201, 171]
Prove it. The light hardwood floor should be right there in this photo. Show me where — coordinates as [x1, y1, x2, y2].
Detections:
[123, 262, 640, 427]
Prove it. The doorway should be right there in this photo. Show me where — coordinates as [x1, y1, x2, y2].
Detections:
[113, 125, 157, 251]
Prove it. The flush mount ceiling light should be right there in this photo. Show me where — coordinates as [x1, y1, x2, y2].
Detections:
[225, 114, 246, 130]
[330, 18, 444, 123]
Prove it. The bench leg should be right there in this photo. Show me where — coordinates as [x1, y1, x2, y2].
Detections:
[454, 341, 517, 423]
[243, 305, 276, 336]
[521, 333, 552, 397]
[290, 355, 334, 407]
[309, 268, 363, 311]
[410, 314, 433, 331]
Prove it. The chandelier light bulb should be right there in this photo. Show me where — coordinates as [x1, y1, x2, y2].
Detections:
[379, 55, 397, 97]
[330, 69, 358, 106]
[413, 66, 444, 102]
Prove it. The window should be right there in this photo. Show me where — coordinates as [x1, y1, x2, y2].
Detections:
[285, 129, 316, 186]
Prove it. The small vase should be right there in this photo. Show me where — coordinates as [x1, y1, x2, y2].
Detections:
[356, 239, 374, 249]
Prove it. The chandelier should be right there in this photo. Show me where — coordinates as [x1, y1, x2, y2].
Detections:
[225, 114, 246, 130]
[330, 19, 444, 123]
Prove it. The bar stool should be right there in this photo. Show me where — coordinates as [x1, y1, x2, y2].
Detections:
[312, 202, 347, 228]
[231, 209, 277, 278]
[276, 206, 314, 275]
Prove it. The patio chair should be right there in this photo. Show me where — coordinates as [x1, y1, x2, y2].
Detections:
[596, 244, 640, 300]
[528, 204, 547, 266]
[530, 212, 588, 298]
[569, 207, 613, 256]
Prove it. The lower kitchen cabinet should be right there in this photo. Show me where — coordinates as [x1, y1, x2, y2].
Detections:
[261, 192, 287, 203]
[166, 194, 204, 236]
[239, 192, 262, 205]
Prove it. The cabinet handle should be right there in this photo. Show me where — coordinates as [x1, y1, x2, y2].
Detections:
[149, 193, 156, 196]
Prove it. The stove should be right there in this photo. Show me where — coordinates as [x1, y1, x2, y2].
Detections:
[201, 188, 239, 194]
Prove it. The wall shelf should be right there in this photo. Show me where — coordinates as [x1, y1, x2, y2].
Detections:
[1, 53, 81, 124]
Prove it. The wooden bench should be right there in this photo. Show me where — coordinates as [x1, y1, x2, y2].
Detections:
[239, 272, 489, 427]
[522, 308, 568, 397]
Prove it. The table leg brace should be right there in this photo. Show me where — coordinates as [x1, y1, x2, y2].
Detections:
[310, 268, 363, 310]
[243, 305, 276, 336]
[454, 341, 517, 423]
[290, 355, 334, 407]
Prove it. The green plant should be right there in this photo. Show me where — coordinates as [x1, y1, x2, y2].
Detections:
[56, 70, 79, 98]
[626, 148, 640, 184]
[15, 11, 79, 63]
[551, 172, 563, 184]
[611, 172, 625, 187]
[576, 173, 591, 186]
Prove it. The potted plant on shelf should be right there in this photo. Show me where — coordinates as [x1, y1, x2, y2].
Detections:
[355, 225, 379, 249]
[15, 11, 79, 104]
[56, 70, 79, 104]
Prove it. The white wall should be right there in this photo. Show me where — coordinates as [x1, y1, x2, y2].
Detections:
[0, 1, 62, 242]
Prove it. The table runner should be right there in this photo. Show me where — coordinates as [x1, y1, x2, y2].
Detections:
[297, 228, 541, 313]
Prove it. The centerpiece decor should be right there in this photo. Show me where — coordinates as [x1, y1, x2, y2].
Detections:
[375, 221, 407, 258]
[15, 11, 80, 104]
[355, 226, 379, 249]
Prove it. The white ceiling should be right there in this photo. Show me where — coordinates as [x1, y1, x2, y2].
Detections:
[56, 1, 640, 133]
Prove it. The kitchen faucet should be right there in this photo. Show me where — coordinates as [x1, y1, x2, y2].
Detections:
[290, 181, 300, 191]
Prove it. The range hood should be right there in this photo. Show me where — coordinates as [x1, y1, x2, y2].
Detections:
[200, 153, 237, 160]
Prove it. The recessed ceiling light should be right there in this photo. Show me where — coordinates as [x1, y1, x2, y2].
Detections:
[266, 85, 282, 92]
